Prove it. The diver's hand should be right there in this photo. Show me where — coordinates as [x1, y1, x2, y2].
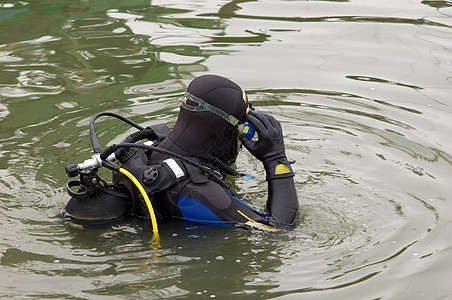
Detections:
[239, 111, 286, 166]
[240, 111, 294, 180]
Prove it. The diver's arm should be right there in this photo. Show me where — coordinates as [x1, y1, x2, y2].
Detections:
[266, 177, 299, 229]
[172, 111, 300, 229]
[239, 111, 300, 229]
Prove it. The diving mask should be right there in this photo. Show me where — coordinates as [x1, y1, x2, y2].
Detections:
[182, 91, 253, 135]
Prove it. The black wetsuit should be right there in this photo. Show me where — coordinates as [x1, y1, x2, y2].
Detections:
[63, 75, 300, 229]
[113, 149, 299, 231]
[114, 74, 300, 230]
[171, 175, 299, 230]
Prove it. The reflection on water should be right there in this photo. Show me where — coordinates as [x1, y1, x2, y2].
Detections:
[1, 0, 451, 298]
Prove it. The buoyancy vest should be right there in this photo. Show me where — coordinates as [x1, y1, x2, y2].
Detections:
[111, 124, 219, 220]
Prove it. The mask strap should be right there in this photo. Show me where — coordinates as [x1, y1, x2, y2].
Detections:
[182, 92, 245, 132]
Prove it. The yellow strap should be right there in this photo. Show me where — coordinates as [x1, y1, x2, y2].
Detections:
[237, 210, 280, 232]
[119, 167, 159, 243]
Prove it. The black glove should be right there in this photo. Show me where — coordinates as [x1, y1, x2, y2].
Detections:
[239, 111, 294, 180]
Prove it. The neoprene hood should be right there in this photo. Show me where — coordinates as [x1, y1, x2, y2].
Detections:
[158, 75, 249, 166]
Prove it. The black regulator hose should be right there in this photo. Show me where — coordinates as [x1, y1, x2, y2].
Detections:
[100, 143, 229, 189]
[113, 128, 158, 161]
[90, 112, 144, 154]
[100, 143, 206, 172]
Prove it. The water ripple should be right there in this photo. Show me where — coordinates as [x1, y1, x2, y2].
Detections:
[0, 0, 451, 298]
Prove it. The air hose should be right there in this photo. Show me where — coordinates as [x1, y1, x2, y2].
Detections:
[100, 142, 229, 189]
[90, 112, 144, 154]
[118, 167, 159, 242]
[86, 112, 160, 241]
[99, 159, 159, 242]
[114, 128, 158, 162]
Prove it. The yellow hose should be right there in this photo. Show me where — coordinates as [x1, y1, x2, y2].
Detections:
[118, 167, 159, 243]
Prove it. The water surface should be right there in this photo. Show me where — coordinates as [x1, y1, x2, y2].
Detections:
[1, 0, 451, 299]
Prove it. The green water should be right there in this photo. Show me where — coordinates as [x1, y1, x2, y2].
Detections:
[1, 0, 451, 299]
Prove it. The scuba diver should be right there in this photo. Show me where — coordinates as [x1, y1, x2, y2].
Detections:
[63, 75, 299, 233]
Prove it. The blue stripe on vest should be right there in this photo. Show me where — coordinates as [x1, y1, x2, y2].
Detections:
[227, 190, 269, 216]
[177, 196, 235, 228]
